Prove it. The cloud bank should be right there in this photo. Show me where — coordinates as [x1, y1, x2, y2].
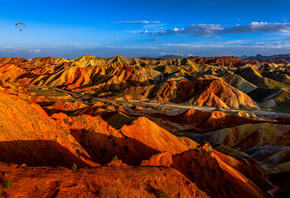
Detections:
[139, 22, 290, 37]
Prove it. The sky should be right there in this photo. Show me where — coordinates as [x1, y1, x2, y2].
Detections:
[1, 0, 290, 59]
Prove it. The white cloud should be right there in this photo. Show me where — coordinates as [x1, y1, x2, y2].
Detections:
[132, 30, 163, 34]
[163, 43, 223, 48]
[101, 45, 160, 49]
[114, 21, 160, 24]
[159, 52, 195, 57]
[163, 41, 290, 49]
[1, 46, 21, 51]
[165, 24, 223, 37]
[142, 23, 166, 31]
[135, 22, 290, 38]
[29, 49, 41, 53]
[250, 21, 268, 26]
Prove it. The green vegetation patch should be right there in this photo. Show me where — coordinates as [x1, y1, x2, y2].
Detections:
[29, 88, 67, 96]
[239, 105, 255, 111]
[153, 188, 171, 198]
[1, 181, 12, 189]
[264, 78, 290, 89]
[112, 155, 119, 161]
[71, 163, 78, 170]
[273, 103, 290, 114]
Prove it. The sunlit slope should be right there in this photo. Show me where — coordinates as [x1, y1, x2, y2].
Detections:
[141, 143, 271, 198]
[0, 55, 289, 111]
[0, 90, 91, 167]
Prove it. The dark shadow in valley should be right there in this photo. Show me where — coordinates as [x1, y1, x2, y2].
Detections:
[0, 132, 162, 168]
[247, 88, 282, 102]
[266, 171, 290, 198]
[70, 129, 160, 166]
[0, 140, 89, 168]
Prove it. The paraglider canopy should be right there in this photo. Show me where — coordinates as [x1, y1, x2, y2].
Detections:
[15, 23, 26, 31]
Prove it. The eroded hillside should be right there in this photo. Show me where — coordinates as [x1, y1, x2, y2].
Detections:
[0, 56, 289, 197]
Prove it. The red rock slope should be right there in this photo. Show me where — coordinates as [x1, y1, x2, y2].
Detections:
[0, 162, 209, 198]
[177, 75, 258, 109]
[142, 143, 272, 198]
[0, 90, 92, 167]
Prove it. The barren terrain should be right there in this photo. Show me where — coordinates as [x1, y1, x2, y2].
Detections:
[0, 55, 289, 197]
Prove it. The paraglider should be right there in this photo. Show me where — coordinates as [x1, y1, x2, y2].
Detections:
[15, 23, 26, 31]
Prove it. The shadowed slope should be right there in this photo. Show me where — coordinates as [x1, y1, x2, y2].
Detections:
[52, 112, 198, 166]
[0, 140, 88, 167]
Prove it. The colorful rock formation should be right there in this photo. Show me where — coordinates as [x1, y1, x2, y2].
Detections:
[0, 55, 289, 197]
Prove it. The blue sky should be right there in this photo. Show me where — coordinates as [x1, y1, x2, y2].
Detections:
[1, 0, 290, 58]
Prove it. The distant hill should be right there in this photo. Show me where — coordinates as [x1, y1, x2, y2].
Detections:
[244, 53, 290, 63]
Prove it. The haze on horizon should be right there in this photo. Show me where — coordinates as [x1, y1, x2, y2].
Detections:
[1, 0, 290, 59]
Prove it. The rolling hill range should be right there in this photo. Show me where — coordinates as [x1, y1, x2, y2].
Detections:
[0, 55, 289, 197]
[0, 55, 289, 110]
